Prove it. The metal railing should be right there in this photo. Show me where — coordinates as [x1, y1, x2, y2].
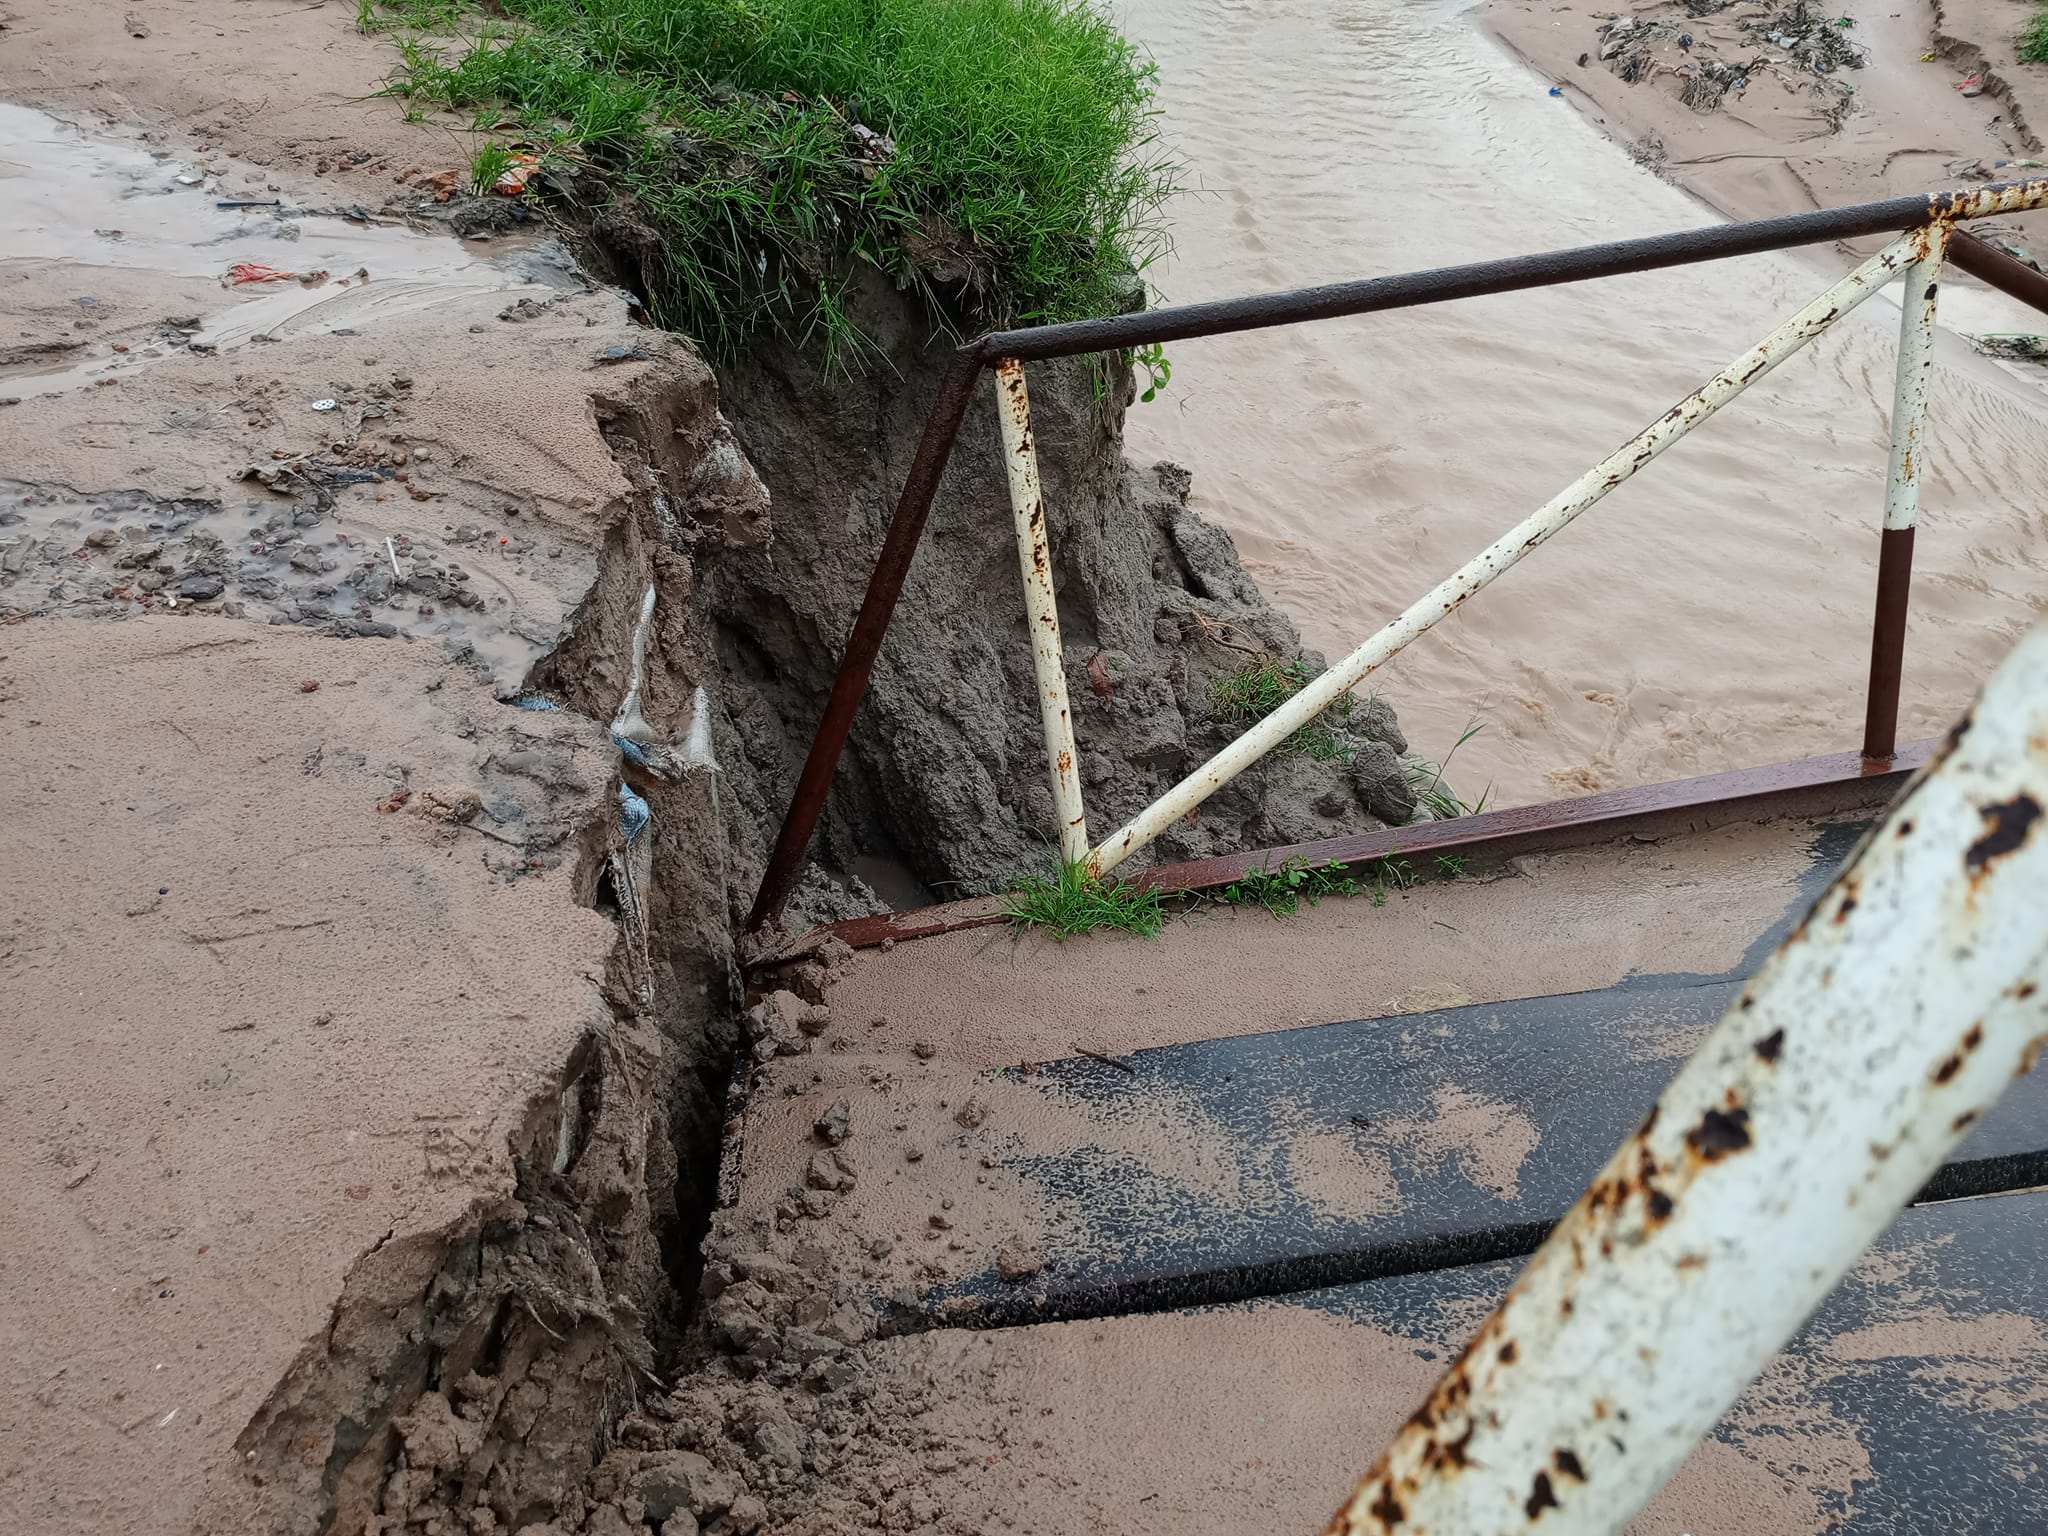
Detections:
[1328, 615, 2048, 1534]
[745, 180, 2048, 933]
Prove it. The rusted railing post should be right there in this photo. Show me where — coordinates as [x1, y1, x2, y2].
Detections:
[1327, 617, 2048, 1536]
[745, 351, 983, 934]
[992, 359, 1088, 862]
[1861, 223, 1948, 762]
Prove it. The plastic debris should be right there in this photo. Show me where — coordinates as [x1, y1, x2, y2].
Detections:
[680, 685, 717, 772]
[1549, 84, 1565, 96]
[610, 585, 657, 744]
[618, 782, 651, 845]
[310, 399, 338, 412]
[507, 694, 560, 712]
[1957, 72, 1985, 96]
[492, 153, 541, 196]
[227, 262, 295, 285]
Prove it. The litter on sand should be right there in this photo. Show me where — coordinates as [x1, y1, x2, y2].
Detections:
[227, 262, 296, 285]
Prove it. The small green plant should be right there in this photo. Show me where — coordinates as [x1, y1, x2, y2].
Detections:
[1219, 857, 1357, 918]
[1207, 657, 1356, 761]
[1434, 853, 1467, 878]
[467, 139, 516, 197]
[1132, 342, 1172, 403]
[2020, 7, 2048, 64]
[1002, 859, 1168, 939]
[1406, 722, 1492, 821]
[1215, 854, 1423, 917]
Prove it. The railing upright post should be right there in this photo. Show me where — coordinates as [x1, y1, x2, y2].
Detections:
[993, 358, 1089, 863]
[744, 351, 984, 935]
[1862, 223, 1948, 762]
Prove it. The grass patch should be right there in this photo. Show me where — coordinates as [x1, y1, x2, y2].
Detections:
[1207, 657, 1359, 762]
[1002, 859, 1168, 938]
[467, 139, 517, 196]
[1405, 723, 1492, 821]
[1217, 854, 1422, 918]
[363, 0, 1177, 365]
[2022, 7, 2048, 63]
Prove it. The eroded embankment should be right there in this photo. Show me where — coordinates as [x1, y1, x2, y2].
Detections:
[0, 55, 1432, 1535]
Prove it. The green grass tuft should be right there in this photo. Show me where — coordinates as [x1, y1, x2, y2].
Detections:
[1405, 722, 1492, 821]
[362, 0, 1177, 366]
[1207, 657, 1357, 762]
[2022, 7, 2048, 63]
[1002, 859, 1168, 939]
[467, 140, 517, 197]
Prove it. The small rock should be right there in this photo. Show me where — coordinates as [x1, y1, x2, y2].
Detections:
[726, 1494, 767, 1534]
[870, 1236, 894, 1259]
[813, 1100, 851, 1146]
[85, 528, 119, 549]
[780, 1328, 844, 1364]
[904, 1145, 924, 1163]
[953, 1097, 989, 1129]
[996, 1244, 1045, 1282]
[749, 1419, 806, 1471]
[805, 1150, 856, 1193]
[746, 990, 811, 1061]
[797, 1001, 832, 1037]
[912, 1040, 936, 1061]
[800, 1188, 836, 1219]
[928, 1212, 953, 1231]
[177, 572, 225, 601]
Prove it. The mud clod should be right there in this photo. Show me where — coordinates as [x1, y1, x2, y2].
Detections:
[813, 1100, 852, 1145]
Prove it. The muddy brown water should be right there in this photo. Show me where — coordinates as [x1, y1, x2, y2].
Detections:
[1118, 0, 2048, 810]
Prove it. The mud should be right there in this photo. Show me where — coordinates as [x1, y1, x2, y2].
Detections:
[0, 50, 764, 1531]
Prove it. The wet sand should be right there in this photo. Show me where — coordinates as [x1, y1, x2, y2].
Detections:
[1486, 0, 2048, 233]
[1116, 0, 2048, 810]
[0, 11, 728, 1529]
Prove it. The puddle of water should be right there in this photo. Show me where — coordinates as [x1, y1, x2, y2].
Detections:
[0, 102, 568, 399]
[1114, 0, 2048, 807]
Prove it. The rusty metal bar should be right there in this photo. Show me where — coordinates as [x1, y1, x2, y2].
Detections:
[993, 359, 1089, 861]
[1861, 527, 1916, 762]
[1087, 234, 1925, 878]
[1862, 226, 1946, 760]
[1951, 228, 2048, 318]
[745, 351, 981, 934]
[771, 741, 1932, 961]
[1327, 619, 2048, 1536]
[977, 178, 2048, 363]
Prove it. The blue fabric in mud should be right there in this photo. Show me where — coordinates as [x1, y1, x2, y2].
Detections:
[618, 782, 650, 845]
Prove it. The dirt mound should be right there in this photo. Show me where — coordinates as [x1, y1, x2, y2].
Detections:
[698, 272, 1413, 907]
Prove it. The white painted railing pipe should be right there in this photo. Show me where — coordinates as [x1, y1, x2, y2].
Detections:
[994, 357, 1089, 863]
[1325, 618, 2048, 1536]
[1085, 233, 1926, 878]
[1883, 224, 1948, 532]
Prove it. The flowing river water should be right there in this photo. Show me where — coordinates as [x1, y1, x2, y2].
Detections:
[1117, 0, 2048, 809]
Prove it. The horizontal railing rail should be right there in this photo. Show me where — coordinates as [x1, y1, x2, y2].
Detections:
[745, 179, 2048, 934]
